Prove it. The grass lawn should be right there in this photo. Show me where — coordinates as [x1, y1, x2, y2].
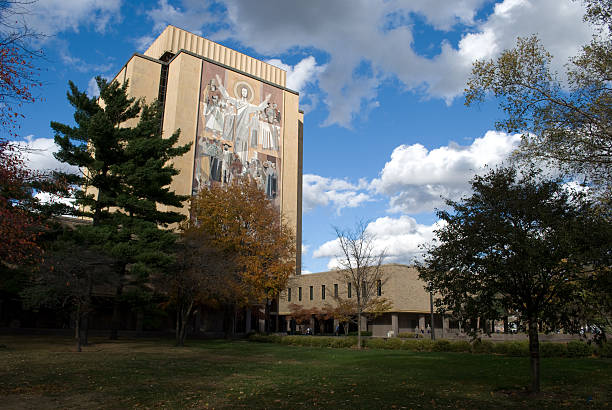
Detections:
[0, 335, 610, 409]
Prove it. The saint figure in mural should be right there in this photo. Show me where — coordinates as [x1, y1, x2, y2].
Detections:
[204, 83, 225, 135]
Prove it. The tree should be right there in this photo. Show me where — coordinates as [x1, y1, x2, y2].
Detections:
[288, 303, 323, 333]
[418, 166, 612, 393]
[465, 1, 611, 197]
[52, 77, 191, 339]
[162, 228, 236, 346]
[333, 222, 388, 349]
[20, 230, 115, 351]
[0, 0, 49, 266]
[189, 177, 295, 333]
[0, 0, 44, 137]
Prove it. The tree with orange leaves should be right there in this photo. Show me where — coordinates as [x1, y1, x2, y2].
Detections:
[189, 177, 295, 333]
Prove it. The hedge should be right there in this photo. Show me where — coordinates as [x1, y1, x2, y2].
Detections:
[248, 334, 605, 358]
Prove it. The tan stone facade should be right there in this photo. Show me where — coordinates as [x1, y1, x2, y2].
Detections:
[110, 26, 303, 272]
[278, 264, 458, 337]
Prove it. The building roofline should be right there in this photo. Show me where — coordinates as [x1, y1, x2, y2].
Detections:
[111, 51, 299, 97]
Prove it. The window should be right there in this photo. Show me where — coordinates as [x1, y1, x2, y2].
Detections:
[309, 286, 313, 300]
[321, 285, 326, 300]
[348, 283, 352, 298]
[377, 280, 382, 296]
[298, 287, 302, 301]
[288, 288, 292, 302]
[334, 284, 338, 297]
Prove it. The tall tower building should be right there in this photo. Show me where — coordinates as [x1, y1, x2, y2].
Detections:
[111, 26, 303, 273]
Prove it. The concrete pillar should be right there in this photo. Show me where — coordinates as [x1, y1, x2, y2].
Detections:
[309, 317, 315, 334]
[442, 315, 449, 338]
[391, 313, 399, 336]
[245, 308, 251, 333]
[360, 316, 368, 333]
[333, 319, 339, 334]
[419, 315, 425, 331]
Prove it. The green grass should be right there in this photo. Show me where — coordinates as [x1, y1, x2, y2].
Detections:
[0, 335, 610, 409]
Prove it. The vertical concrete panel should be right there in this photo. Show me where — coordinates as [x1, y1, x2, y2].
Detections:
[162, 54, 202, 216]
[282, 91, 300, 274]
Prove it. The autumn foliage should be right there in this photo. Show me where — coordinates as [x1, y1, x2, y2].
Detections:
[0, 139, 40, 264]
[188, 177, 295, 307]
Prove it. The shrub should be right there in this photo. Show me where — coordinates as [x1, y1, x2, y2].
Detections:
[566, 341, 593, 357]
[540, 342, 567, 358]
[471, 339, 494, 354]
[596, 341, 612, 358]
[386, 338, 404, 350]
[398, 332, 421, 339]
[432, 339, 451, 352]
[400, 340, 419, 351]
[505, 341, 529, 357]
[448, 340, 471, 352]
[417, 339, 435, 352]
[364, 338, 387, 349]
[331, 337, 357, 348]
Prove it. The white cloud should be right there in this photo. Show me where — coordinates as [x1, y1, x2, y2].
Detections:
[61, 51, 114, 74]
[35, 191, 77, 214]
[211, 0, 592, 126]
[131, 1, 593, 127]
[303, 174, 372, 213]
[88, 77, 100, 97]
[13, 136, 80, 174]
[136, 0, 217, 50]
[313, 215, 443, 269]
[267, 56, 326, 93]
[371, 131, 521, 213]
[19, 0, 122, 36]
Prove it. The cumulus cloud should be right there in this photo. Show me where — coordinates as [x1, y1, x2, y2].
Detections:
[266, 56, 325, 93]
[214, 0, 592, 126]
[60, 51, 114, 74]
[371, 130, 521, 213]
[313, 215, 443, 269]
[13, 136, 80, 174]
[132, 0, 593, 127]
[303, 174, 372, 213]
[135, 0, 218, 50]
[19, 0, 122, 36]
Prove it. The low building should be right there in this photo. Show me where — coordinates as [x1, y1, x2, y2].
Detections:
[278, 264, 461, 337]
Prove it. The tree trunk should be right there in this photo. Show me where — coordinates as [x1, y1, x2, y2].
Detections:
[175, 308, 181, 346]
[528, 317, 541, 393]
[264, 299, 270, 334]
[177, 301, 193, 347]
[110, 282, 124, 340]
[429, 292, 435, 341]
[503, 316, 509, 334]
[81, 312, 89, 346]
[75, 305, 82, 352]
[357, 309, 362, 350]
[136, 309, 144, 337]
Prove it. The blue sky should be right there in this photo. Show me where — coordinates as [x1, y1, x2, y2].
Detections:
[13, 0, 594, 273]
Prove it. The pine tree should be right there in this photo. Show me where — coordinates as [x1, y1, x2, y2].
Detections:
[52, 76, 191, 339]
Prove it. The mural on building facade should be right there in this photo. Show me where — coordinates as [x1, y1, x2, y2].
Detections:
[192, 61, 283, 207]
